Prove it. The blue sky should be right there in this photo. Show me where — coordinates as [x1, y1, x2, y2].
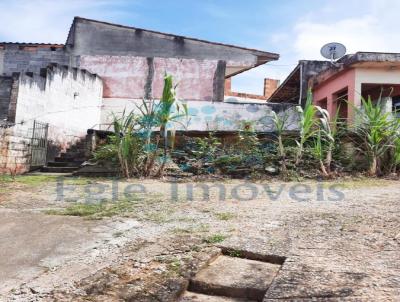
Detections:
[0, 0, 399, 94]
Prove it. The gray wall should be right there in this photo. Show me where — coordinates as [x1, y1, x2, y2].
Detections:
[0, 45, 68, 76]
[300, 60, 333, 105]
[0, 76, 12, 122]
[68, 18, 259, 66]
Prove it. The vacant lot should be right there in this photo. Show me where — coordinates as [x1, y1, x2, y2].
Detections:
[0, 175, 399, 301]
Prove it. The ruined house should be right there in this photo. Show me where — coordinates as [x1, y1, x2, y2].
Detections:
[0, 17, 297, 174]
[269, 52, 400, 122]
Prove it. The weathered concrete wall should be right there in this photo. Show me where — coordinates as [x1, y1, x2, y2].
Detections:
[79, 56, 149, 99]
[0, 47, 4, 74]
[224, 77, 280, 103]
[301, 60, 333, 105]
[78, 55, 225, 101]
[0, 124, 31, 174]
[14, 65, 103, 152]
[69, 18, 260, 68]
[0, 77, 12, 121]
[101, 98, 299, 132]
[0, 44, 68, 76]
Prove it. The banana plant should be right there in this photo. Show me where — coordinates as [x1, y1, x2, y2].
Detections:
[156, 75, 188, 177]
[136, 99, 161, 176]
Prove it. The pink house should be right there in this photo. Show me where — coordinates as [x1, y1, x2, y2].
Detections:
[268, 52, 400, 122]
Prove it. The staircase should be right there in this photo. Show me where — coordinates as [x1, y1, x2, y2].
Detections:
[41, 139, 88, 173]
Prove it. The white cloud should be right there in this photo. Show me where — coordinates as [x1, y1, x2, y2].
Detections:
[293, 0, 400, 59]
[234, 0, 400, 94]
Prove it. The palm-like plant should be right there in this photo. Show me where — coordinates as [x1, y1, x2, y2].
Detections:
[296, 89, 317, 165]
[352, 96, 398, 176]
[156, 75, 188, 176]
[136, 99, 161, 176]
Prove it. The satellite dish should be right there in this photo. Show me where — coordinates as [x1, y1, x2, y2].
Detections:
[320, 42, 346, 61]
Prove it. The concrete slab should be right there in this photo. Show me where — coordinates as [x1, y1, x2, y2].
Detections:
[180, 291, 250, 301]
[189, 255, 281, 301]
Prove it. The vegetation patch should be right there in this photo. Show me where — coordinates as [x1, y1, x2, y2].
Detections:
[45, 199, 137, 219]
[203, 234, 227, 244]
[0, 175, 58, 186]
[0, 175, 94, 186]
[226, 249, 243, 258]
[214, 212, 236, 221]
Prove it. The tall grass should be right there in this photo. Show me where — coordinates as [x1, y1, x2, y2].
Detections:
[111, 110, 144, 178]
[272, 111, 289, 175]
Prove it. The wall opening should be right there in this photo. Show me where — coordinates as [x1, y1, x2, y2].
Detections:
[333, 88, 348, 121]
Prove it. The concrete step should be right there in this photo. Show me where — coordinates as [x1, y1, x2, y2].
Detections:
[180, 292, 249, 301]
[189, 255, 281, 301]
[54, 157, 85, 163]
[60, 152, 86, 159]
[41, 166, 79, 173]
[66, 145, 86, 151]
[47, 161, 82, 167]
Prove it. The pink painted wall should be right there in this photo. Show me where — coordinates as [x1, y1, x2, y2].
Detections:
[312, 68, 356, 119]
[152, 58, 216, 101]
[79, 56, 148, 99]
[79, 55, 218, 101]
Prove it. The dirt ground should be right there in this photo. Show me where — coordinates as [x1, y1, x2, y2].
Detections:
[0, 175, 399, 301]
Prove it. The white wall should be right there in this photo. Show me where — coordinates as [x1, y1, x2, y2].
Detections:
[100, 98, 299, 132]
[354, 67, 400, 107]
[15, 66, 103, 150]
[224, 95, 267, 104]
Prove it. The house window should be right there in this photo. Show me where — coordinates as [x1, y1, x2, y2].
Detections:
[317, 98, 328, 110]
[393, 96, 400, 118]
[333, 88, 348, 122]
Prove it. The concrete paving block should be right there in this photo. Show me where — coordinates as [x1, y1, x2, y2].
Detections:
[189, 255, 281, 301]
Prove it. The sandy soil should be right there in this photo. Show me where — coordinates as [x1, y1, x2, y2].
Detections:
[0, 176, 399, 301]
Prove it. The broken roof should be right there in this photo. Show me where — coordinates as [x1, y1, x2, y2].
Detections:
[268, 60, 332, 104]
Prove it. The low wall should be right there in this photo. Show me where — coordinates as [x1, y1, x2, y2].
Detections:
[0, 124, 31, 174]
[100, 98, 299, 132]
[0, 65, 104, 174]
